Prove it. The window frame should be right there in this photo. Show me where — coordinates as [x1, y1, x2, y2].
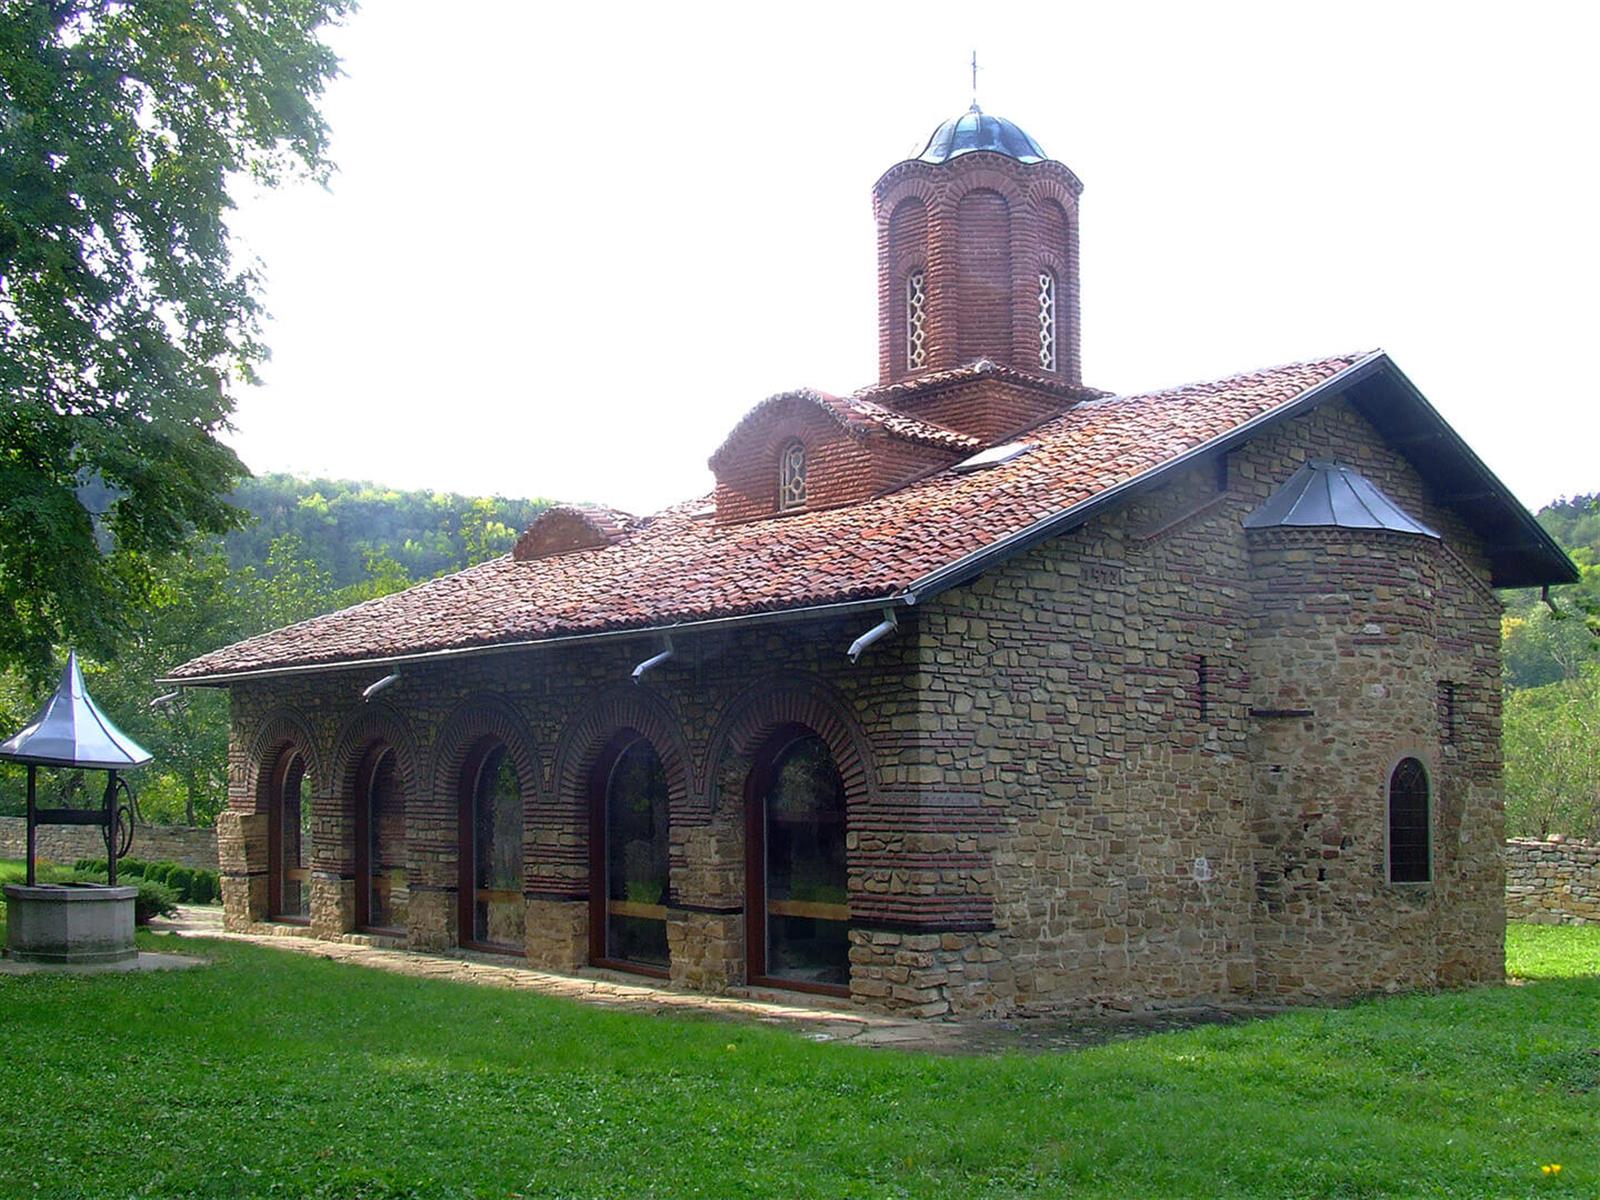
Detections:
[905, 267, 927, 371]
[777, 439, 807, 512]
[1385, 754, 1432, 885]
[1037, 269, 1058, 372]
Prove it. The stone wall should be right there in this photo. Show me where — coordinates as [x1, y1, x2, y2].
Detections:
[915, 395, 1505, 1015]
[0, 815, 217, 871]
[1506, 837, 1600, 924]
[214, 393, 1509, 1018]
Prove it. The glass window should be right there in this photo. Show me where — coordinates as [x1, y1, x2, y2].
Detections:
[779, 441, 807, 511]
[1388, 757, 1430, 883]
[761, 733, 848, 987]
[1037, 270, 1057, 372]
[277, 753, 311, 919]
[363, 748, 407, 930]
[601, 738, 670, 968]
[472, 746, 524, 947]
[906, 269, 927, 370]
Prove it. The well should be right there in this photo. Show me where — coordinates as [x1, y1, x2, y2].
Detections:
[4, 883, 137, 964]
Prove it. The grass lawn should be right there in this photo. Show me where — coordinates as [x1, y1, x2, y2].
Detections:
[0, 904, 1594, 1199]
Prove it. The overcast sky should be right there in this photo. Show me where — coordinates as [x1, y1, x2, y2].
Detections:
[225, 1, 1599, 516]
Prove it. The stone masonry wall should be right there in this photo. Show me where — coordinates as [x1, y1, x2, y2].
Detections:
[216, 393, 1509, 1018]
[1506, 837, 1600, 924]
[916, 396, 1505, 1015]
[0, 816, 217, 871]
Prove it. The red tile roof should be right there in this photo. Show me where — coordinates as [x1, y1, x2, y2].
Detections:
[709, 388, 979, 472]
[169, 354, 1365, 681]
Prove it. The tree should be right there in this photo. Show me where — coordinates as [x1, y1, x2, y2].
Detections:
[1504, 665, 1600, 840]
[0, 0, 352, 678]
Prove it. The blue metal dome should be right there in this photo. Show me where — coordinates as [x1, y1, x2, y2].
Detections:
[918, 104, 1047, 165]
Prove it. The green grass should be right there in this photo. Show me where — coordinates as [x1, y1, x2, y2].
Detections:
[0, 899, 1594, 1198]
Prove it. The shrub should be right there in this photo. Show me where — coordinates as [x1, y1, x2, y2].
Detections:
[165, 866, 195, 899]
[188, 870, 218, 905]
[120, 858, 148, 879]
[132, 880, 180, 925]
[144, 862, 172, 885]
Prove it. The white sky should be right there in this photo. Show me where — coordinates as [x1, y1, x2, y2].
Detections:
[226, 0, 1599, 517]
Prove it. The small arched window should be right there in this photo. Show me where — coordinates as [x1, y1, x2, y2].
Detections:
[1387, 757, 1431, 883]
[1037, 270, 1058, 372]
[779, 440, 807, 511]
[905, 269, 927, 370]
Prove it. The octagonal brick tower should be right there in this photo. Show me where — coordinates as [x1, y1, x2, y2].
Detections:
[873, 105, 1084, 387]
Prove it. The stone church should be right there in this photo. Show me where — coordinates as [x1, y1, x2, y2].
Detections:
[171, 104, 1575, 1016]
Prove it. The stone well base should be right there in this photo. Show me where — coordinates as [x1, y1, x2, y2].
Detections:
[4, 883, 137, 965]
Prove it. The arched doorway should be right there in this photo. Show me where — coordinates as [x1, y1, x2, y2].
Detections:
[589, 733, 670, 975]
[354, 744, 407, 933]
[745, 726, 849, 994]
[459, 740, 525, 953]
[267, 749, 312, 922]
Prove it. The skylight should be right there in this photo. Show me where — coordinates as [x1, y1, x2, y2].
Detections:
[952, 441, 1037, 473]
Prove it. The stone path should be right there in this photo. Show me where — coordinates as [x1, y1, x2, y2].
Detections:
[150, 907, 1261, 1054]
[150, 907, 958, 1051]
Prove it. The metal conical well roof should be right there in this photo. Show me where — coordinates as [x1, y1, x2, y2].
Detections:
[0, 651, 152, 770]
[1243, 460, 1439, 538]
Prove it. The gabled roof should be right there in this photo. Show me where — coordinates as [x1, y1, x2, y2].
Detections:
[708, 388, 977, 472]
[1244, 460, 1439, 538]
[166, 351, 1574, 685]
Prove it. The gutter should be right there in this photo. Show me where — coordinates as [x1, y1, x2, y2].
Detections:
[159, 594, 915, 688]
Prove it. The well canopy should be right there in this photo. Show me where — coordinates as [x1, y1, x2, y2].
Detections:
[0, 651, 152, 770]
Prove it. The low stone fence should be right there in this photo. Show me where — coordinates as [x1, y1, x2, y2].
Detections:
[1506, 836, 1600, 925]
[0, 815, 217, 872]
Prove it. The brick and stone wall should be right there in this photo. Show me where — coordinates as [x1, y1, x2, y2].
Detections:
[215, 392, 1509, 1018]
[0, 816, 217, 871]
[1506, 837, 1600, 924]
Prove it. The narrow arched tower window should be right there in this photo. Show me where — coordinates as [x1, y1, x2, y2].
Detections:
[779, 441, 807, 511]
[1037, 270, 1058, 372]
[1387, 757, 1431, 883]
[905, 270, 927, 370]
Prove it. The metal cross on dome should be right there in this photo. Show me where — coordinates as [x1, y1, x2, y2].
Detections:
[971, 50, 980, 110]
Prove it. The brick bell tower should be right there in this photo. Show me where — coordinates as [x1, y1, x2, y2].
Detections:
[873, 104, 1084, 387]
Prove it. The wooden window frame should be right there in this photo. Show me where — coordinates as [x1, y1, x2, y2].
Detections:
[354, 743, 405, 937]
[1386, 755, 1432, 885]
[266, 748, 311, 924]
[457, 739, 525, 956]
[744, 723, 851, 998]
[587, 730, 670, 979]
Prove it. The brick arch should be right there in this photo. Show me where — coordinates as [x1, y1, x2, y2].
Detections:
[245, 706, 324, 813]
[553, 684, 695, 820]
[431, 694, 543, 804]
[1023, 175, 1080, 214]
[327, 701, 423, 807]
[703, 675, 876, 813]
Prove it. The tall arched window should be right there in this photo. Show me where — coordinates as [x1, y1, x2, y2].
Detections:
[1387, 757, 1431, 883]
[460, 742, 524, 951]
[269, 750, 312, 921]
[590, 735, 670, 972]
[905, 269, 927, 370]
[1037, 270, 1058, 372]
[779, 440, 807, 511]
[746, 728, 849, 993]
[355, 744, 407, 933]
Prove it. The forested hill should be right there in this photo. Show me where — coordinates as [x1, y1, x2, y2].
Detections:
[225, 474, 551, 588]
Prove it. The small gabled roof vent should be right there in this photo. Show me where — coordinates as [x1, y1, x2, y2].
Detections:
[513, 505, 633, 562]
[1244, 460, 1439, 538]
[952, 441, 1037, 474]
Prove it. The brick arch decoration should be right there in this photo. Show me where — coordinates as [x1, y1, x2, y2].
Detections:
[431, 692, 556, 895]
[702, 675, 877, 815]
[323, 702, 424, 878]
[244, 706, 325, 814]
[553, 683, 696, 828]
